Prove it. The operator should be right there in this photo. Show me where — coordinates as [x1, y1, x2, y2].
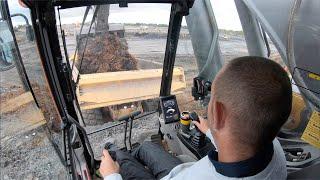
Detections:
[99, 56, 292, 180]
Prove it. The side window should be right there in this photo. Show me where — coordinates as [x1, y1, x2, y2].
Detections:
[0, 4, 33, 135]
[1, 2, 65, 178]
[0, 17, 15, 71]
[7, 0, 62, 130]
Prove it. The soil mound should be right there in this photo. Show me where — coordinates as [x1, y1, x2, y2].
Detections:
[78, 33, 138, 74]
[76, 33, 140, 122]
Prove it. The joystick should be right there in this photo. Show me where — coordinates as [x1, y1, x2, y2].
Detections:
[189, 112, 206, 148]
[177, 111, 215, 159]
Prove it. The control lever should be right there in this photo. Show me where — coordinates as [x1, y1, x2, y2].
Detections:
[189, 112, 200, 130]
[119, 110, 142, 151]
[189, 112, 206, 148]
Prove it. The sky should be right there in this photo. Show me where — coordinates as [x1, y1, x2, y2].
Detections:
[8, 0, 243, 31]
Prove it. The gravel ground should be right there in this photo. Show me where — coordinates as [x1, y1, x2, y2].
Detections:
[86, 113, 159, 158]
[0, 126, 67, 180]
[0, 107, 159, 179]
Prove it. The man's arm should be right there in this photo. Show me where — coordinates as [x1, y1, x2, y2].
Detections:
[100, 150, 122, 180]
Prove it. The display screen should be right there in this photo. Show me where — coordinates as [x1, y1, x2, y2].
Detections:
[160, 95, 180, 124]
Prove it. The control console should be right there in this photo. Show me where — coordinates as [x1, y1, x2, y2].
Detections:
[178, 111, 215, 159]
[160, 95, 215, 159]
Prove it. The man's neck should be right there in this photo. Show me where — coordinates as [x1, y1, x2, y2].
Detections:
[216, 135, 257, 163]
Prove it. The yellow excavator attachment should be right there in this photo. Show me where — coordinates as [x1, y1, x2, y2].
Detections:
[76, 67, 186, 110]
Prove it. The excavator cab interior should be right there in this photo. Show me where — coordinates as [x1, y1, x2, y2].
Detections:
[1, 0, 319, 179]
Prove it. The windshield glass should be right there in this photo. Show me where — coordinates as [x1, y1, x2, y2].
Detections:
[56, 4, 185, 155]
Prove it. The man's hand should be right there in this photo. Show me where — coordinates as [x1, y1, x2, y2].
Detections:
[99, 150, 120, 177]
[193, 116, 209, 134]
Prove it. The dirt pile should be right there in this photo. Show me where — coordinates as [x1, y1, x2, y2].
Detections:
[76, 33, 141, 122]
[78, 33, 138, 74]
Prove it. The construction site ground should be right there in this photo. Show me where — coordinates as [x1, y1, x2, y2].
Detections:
[0, 24, 282, 179]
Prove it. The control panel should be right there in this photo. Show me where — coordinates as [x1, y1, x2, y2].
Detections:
[160, 95, 180, 124]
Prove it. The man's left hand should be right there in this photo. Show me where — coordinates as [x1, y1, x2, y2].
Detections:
[99, 150, 120, 177]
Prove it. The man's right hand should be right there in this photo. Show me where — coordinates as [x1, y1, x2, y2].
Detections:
[99, 150, 120, 178]
[193, 116, 209, 134]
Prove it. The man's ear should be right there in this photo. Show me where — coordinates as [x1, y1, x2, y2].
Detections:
[213, 100, 227, 130]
